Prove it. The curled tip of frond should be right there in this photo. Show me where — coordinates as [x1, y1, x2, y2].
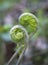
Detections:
[19, 13, 38, 23]
[10, 25, 29, 43]
[19, 13, 38, 34]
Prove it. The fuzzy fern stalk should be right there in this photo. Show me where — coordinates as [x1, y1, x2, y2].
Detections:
[19, 13, 38, 34]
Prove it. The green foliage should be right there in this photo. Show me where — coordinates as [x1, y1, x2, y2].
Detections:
[0, 25, 12, 42]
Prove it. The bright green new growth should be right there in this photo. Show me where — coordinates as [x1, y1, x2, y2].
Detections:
[10, 27, 24, 42]
[8, 13, 38, 65]
[10, 13, 38, 44]
[10, 25, 29, 43]
[19, 13, 38, 34]
[15, 32, 23, 41]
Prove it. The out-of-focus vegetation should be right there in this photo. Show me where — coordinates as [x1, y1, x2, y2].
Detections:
[0, 0, 48, 65]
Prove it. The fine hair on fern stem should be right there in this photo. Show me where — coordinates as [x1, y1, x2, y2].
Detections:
[7, 25, 29, 65]
[16, 47, 26, 65]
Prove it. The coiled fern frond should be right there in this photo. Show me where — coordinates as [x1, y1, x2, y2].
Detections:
[7, 13, 39, 65]
[19, 13, 38, 34]
[10, 25, 29, 44]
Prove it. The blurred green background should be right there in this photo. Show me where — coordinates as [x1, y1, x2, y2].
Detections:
[0, 0, 48, 65]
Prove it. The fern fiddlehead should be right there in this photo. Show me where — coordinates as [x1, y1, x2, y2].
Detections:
[10, 25, 29, 44]
[7, 25, 29, 65]
[19, 13, 38, 34]
[7, 13, 38, 65]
